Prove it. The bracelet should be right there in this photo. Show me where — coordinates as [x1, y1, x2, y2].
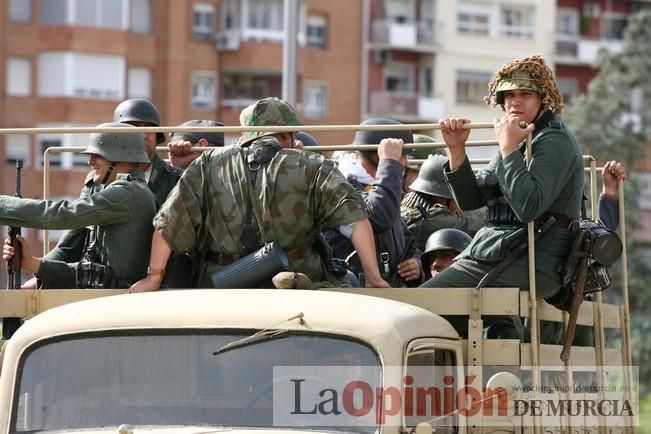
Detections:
[147, 267, 166, 277]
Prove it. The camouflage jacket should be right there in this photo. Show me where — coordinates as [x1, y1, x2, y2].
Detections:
[155, 137, 367, 287]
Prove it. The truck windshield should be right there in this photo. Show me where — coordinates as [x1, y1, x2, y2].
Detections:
[12, 331, 381, 433]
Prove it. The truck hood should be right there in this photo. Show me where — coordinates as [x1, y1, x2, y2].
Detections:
[30, 427, 368, 434]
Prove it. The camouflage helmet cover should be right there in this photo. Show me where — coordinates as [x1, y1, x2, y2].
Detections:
[82, 123, 150, 164]
[421, 228, 472, 271]
[113, 98, 166, 144]
[494, 70, 544, 104]
[238, 97, 302, 146]
[409, 155, 452, 199]
[487, 53, 565, 113]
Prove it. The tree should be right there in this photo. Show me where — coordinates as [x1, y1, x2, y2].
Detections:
[565, 9, 651, 395]
[566, 9, 651, 162]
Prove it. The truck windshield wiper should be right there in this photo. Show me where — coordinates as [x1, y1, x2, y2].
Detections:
[213, 312, 304, 356]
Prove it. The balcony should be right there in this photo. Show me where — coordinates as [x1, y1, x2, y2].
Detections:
[369, 91, 444, 121]
[555, 34, 624, 65]
[370, 19, 439, 51]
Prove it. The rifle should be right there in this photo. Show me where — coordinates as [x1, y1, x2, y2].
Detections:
[3, 160, 23, 339]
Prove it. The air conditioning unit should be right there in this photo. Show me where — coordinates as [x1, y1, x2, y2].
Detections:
[216, 31, 241, 51]
[582, 3, 601, 19]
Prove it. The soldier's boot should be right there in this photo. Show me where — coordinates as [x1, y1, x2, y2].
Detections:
[273, 272, 312, 289]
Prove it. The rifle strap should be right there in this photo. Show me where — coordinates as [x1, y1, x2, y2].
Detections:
[476, 215, 558, 289]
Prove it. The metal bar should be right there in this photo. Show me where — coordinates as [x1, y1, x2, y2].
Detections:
[0, 122, 496, 136]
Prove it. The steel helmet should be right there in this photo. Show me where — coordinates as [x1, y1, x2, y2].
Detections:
[113, 98, 166, 144]
[421, 228, 472, 271]
[82, 123, 150, 164]
[353, 118, 413, 162]
[409, 155, 452, 198]
[295, 131, 319, 147]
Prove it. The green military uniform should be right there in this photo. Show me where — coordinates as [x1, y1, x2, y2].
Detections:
[421, 110, 584, 339]
[44, 154, 179, 263]
[154, 137, 367, 288]
[0, 168, 156, 288]
[148, 154, 181, 208]
[401, 197, 484, 252]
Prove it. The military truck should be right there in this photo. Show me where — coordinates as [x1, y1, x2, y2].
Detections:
[0, 123, 637, 433]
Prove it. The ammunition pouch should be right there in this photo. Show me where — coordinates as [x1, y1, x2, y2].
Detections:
[486, 196, 522, 225]
[76, 261, 115, 289]
[211, 242, 290, 288]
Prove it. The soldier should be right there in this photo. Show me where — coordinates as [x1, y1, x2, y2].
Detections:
[421, 54, 584, 340]
[327, 118, 422, 287]
[167, 120, 225, 169]
[113, 98, 182, 206]
[420, 228, 472, 279]
[401, 155, 484, 252]
[1, 124, 156, 289]
[129, 97, 389, 292]
[19, 99, 181, 289]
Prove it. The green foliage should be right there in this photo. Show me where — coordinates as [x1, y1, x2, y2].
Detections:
[565, 9, 651, 395]
[565, 9, 651, 164]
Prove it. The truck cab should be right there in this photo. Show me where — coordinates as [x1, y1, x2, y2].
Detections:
[1, 289, 470, 434]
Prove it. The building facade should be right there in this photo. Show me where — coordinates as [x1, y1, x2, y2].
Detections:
[0, 0, 648, 262]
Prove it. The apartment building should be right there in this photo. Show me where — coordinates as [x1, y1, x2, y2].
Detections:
[0, 0, 648, 264]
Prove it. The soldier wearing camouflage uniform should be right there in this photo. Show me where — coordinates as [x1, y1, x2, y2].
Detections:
[401, 155, 484, 252]
[421, 54, 584, 340]
[130, 97, 389, 291]
[1, 124, 156, 289]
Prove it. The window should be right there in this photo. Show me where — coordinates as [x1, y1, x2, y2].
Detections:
[191, 71, 216, 110]
[420, 64, 433, 97]
[222, 75, 270, 102]
[37, 124, 92, 169]
[499, 5, 534, 39]
[221, 0, 240, 29]
[9, 0, 31, 22]
[384, 64, 415, 92]
[5, 135, 31, 166]
[457, 2, 491, 36]
[404, 342, 458, 432]
[602, 13, 628, 40]
[38, 52, 125, 101]
[130, 0, 151, 33]
[386, 0, 414, 24]
[248, 0, 283, 31]
[6, 58, 31, 97]
[456, 70, 491, 105]
[557, 77, 578, 107]
[193, 3, 216, 40]
[40, 0, 127, 29]
[127, 67, 152, 99]
[306, 15, 327, 48]
[303, 81, 328, 119]
[40, 0, 67, 24]
[557, 8, 579, 36]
